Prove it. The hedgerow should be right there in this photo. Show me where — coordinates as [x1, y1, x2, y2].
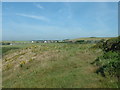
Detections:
[92, 36, 120, 87]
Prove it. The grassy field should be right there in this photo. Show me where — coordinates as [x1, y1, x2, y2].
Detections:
[2, 43, 118, 88]
[70, 37, 113, 41]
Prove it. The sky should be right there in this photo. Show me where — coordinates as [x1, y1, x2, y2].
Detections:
[0, 2, 2, 41]
[2, 2, 118, 41]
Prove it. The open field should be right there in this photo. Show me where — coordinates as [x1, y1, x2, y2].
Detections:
[0, 41, 30, 43]
[2, 1, 119, 88]
[70, 37, 113, 41]
[2, 42, 118, 88]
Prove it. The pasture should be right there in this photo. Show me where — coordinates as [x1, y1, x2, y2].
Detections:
[2, 42, 119, 88]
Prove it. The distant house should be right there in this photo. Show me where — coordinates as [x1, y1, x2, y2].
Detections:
[31, 41, 34, 43]
[44, 41, 47, 43]
[31, 40, 60, 43]
[10, 43, 13, 45]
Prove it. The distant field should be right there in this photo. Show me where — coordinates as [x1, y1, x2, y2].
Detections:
[0, 46, 2, 57]
[0, 41, 30, 43]
[71, 37, 113, 41]
[2, 42, 118, 88]
[1, 43, 44, 55]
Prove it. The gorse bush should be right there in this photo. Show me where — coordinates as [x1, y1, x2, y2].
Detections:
[93, 36, 120, 86]
[94, 36, 120, 52]
[102, 36, 120, 52]
[94, 51, 120, 77]
[93, 39, 105, 48]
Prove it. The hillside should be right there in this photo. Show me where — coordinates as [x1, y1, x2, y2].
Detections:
[2, 43, 118, 88]
[70, 37, 113, 41]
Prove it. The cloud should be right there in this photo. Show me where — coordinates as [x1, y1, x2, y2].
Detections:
[33, 3, 44, 9]
[16, 13, 49, 22]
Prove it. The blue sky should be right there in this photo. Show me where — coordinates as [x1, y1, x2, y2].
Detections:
[2, 2, 118, 40]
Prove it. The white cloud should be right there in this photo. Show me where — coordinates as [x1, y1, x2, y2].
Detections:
[16, 13, 49, 22]
[33, 3, 44, 9]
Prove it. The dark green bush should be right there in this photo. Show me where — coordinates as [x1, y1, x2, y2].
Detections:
[75, 40, 85, 44]
[103, 37, 120, 52]
[94, 51, 120, 77]
[92, 36, 120, 86]
[93, 39, 105, 48]
[94, 36, 120, 52]
[2, 42, 11, 45]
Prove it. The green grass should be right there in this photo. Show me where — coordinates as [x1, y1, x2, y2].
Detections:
[2, 43, 118, 88]
[2, 43, 41, 55]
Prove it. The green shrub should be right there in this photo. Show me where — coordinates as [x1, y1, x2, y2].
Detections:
[92, 36, 120, 86]
[94, 37, 120, 52]
[2, 42, 11, 45]
[94, 36, 120, 52]
[103, 37, 120, 52]
[93, 39, 105, 48]
[94, 51, 120, 77]
[75, 40, 85, 44]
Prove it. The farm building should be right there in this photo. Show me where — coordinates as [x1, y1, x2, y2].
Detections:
[31, 40, 61, 43]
